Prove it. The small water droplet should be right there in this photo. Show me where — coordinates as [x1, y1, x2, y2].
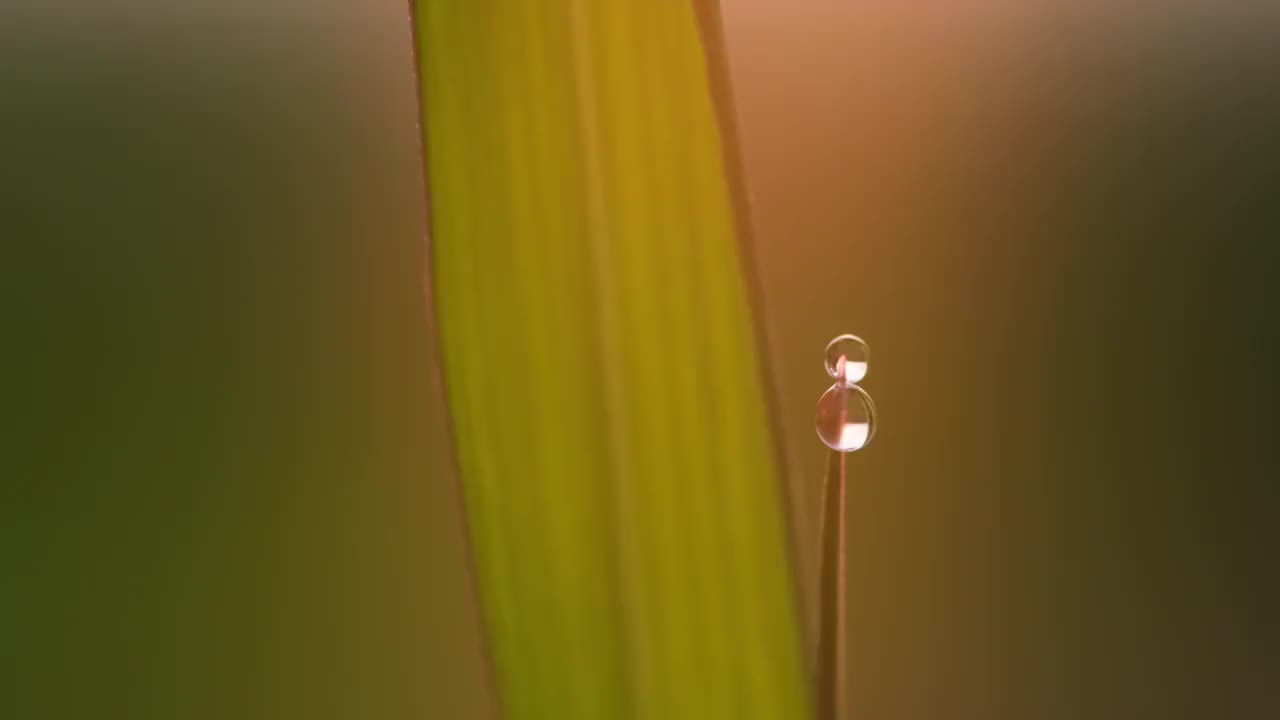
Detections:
[815, 382, 877, 452]
[824, 334, 869, 384]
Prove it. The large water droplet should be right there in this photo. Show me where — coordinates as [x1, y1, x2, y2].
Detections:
[824, 334, 869, 384]
[815, 382, 877, 452]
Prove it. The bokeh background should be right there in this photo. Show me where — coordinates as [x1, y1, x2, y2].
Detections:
[4, 1, 1277, 719]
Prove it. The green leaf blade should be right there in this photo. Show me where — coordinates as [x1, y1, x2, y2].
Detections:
[413, 2, 809, 718]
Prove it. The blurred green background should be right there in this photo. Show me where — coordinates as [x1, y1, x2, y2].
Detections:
[3, 2, 1277, 719]
[3, 3, 490, 718]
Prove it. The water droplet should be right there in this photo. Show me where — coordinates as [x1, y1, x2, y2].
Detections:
[815, 382, 877, 452]
[824, 334, 869, 384]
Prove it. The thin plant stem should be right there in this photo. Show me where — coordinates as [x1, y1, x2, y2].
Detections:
[815, 447, 847, 720]
[816, 354, 849, 719]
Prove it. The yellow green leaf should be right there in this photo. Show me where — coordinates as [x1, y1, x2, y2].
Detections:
[412, 2, 809, 717]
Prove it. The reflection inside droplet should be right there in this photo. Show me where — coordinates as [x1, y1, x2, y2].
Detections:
[824, 334, 869, 384]
[815, 382, 877, 452]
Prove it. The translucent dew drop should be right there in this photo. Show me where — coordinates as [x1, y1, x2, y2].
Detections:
[815, 382, 877, 452]
[824, 334, 869, 384]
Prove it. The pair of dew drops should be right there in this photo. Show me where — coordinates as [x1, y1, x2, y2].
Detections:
[815, 334, 877, 452]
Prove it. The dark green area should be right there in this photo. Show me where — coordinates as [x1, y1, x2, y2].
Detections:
[3, 15, 489, 719]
